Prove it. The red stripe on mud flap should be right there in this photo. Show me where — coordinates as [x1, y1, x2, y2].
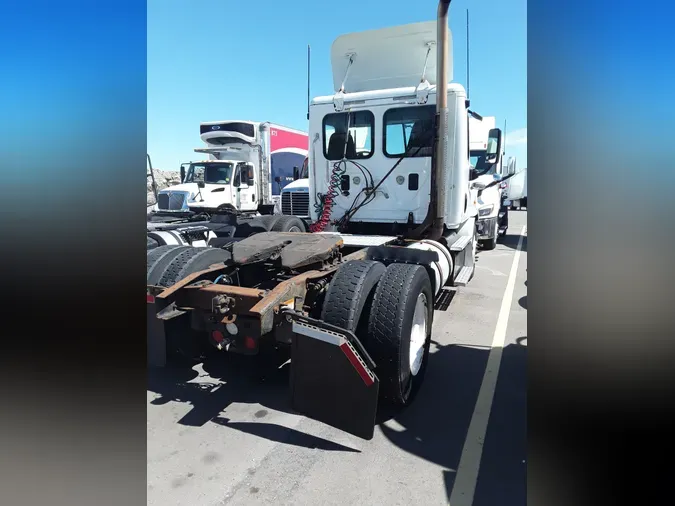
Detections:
[147, 293, 155, 304]
[339, 342, 375, 386]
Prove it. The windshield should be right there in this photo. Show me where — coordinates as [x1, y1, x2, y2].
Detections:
[185, 162, 234, 184]
[469, 150, 497, 179]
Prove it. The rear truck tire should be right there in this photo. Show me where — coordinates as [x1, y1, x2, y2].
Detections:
[233, 219, 268, 238]
[252, 215, 281, 231]
[366, 263, 433, 406]
[271, 215, 306, 233]
[158, 247, 232, 288]
[147, 245, 193, 286]
[321, 260, 386, 332]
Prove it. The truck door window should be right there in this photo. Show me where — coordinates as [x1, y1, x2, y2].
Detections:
[185, 165, 205, 183]
[469, 151, 496, 179]
[323, 111, 374, 160]
[237, 163, 254, 185]
[383, 105, 435, 158]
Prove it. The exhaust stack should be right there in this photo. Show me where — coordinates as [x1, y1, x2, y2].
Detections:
[429, 0, 452, 240]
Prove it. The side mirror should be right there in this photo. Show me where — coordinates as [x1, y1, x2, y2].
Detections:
[197, 181, 205, 189]
[486, 128, 502, 163]
[293, 166, 300, 180]
[180, 163, 190, 183]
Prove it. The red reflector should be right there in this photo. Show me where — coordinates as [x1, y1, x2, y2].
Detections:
[147, 294, 155, 304]
[212, 331, 225, 343]
[244, 336, 256, 349]
[339, 342, 375, 386]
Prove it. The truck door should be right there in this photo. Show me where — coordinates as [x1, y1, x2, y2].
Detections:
[233, 162, 258, 212]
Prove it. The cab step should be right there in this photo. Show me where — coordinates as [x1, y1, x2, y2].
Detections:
[449, 235, 472, 252]
[454, 265, 474, 286]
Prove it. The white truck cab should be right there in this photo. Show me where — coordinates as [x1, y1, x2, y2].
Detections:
[468, 115, 511, 249]
[156, 159, 258, 212]
[307, 19, 497, 253]
[280, 156, 311, 220]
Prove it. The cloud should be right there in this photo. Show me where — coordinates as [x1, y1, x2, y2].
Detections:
[506, 127, 527, 146]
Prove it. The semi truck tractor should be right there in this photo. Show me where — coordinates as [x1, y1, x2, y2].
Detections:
[279, 155, 311, 222]
[468, 115, 512, 249]
[147, 0, 501, 439]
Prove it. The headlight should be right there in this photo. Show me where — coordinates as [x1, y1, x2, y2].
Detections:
[478, 205, 494, 217]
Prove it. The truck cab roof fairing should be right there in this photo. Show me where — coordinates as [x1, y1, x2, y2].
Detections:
[330, 21, 453, 93]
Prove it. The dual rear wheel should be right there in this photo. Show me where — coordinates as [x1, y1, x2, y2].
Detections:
[321, 260, 434, 407]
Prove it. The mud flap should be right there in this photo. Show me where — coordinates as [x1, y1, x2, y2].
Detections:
[287, 313, 380, 440]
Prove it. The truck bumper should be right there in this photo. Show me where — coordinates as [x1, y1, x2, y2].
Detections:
[476, 216, 498, 240]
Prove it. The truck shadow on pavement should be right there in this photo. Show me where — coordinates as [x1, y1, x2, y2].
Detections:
[147, 351, 360, 453]
[499, 232, 527, 251]
[377, 338, 527, 506]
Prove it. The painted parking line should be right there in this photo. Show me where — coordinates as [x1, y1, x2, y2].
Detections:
[448, 225, 526, 506]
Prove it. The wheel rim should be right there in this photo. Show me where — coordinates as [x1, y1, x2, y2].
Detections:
[288, 226, 301, 233]
[409, 292, 428, 376]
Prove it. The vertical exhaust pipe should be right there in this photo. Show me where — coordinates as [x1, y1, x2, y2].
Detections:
[428, 0, 452, 240]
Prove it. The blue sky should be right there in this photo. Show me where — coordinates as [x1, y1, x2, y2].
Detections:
[148, 0, 527, 171]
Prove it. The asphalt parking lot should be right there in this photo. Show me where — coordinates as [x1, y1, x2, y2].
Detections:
[148, 210, 528, 506]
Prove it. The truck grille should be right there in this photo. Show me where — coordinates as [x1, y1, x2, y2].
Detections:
[281, 192, 309, 216]
[157, 191, 187, 210]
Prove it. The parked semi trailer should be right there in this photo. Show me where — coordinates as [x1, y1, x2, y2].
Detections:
[147, 0, 504, 439]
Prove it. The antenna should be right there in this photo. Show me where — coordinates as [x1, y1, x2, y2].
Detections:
[465, 9, 471, 161]
[306, 45, 311, 121]
[466, 9, 470, 99]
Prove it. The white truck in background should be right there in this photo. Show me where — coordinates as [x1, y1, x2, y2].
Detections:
[469, 114, 511, 249]
[151, 120, 308, 219]
[146, 121, 310, 250]
[507, 165, 527, 209]
[279, 155, 311, 222]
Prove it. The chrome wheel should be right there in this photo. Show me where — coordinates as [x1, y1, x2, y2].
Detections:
[409, 292, 429, 376]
